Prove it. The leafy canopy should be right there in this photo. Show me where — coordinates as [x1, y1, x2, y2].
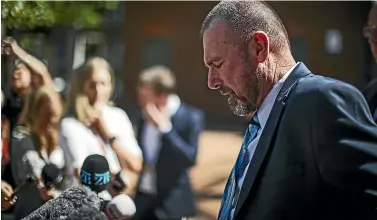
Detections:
[1, 1, 119, 30]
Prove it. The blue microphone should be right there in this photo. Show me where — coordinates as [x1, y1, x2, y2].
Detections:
[80, 154, 111, 193]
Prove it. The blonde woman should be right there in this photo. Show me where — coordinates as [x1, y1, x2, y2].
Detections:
[10, 86, 64, 220]
[60, 57, 142, 190]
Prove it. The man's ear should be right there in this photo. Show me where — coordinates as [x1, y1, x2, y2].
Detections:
[248, 31, 269, 63]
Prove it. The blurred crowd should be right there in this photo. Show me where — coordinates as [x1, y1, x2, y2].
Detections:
[1, 37, 204, 220]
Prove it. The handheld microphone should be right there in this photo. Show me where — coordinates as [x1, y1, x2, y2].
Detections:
[22, 185, 101, 220]
[12, 164, 62, 199]
[41, 163, 63, 190]
[111, 170, 129, 193]
[80, 154, 111, 193]
[104, 193, 136, 220]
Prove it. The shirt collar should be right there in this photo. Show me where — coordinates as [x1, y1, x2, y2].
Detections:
[165, 94, 181, 117]
[257, 62, 299, 129]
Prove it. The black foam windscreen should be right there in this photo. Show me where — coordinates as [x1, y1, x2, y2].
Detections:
[22, 185, 102, 220]
[41, 164, 63, 189]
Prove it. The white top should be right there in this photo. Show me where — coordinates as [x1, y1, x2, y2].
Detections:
[60, 105, 142, 187]
[230, 62, 299, 219]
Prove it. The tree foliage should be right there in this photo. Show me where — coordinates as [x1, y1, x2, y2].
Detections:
[1, 1, 119, 30]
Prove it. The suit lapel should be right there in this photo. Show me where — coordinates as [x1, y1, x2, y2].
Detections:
[234, 62, 312, 217]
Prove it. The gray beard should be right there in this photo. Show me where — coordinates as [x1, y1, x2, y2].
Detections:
[228, 68, 261, 116]
[228, 95, 255, 116]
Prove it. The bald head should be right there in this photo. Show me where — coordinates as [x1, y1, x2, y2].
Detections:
[201, 1, 290, 53]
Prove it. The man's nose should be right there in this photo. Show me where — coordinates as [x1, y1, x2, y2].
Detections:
[12, 73, 20, 79]
[207, 72, 222, 90]
[94, 84, 102, 93]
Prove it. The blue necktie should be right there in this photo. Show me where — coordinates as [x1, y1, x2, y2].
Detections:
[218, 114, 261, 220]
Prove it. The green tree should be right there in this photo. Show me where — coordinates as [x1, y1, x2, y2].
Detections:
[1, 1, 119, 30]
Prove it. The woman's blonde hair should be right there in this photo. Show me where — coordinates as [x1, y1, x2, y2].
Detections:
[25, 86, 62, 155]
[66, 57, 115, 124]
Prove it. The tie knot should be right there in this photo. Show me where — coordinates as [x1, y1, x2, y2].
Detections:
[250, 113, 260, 127]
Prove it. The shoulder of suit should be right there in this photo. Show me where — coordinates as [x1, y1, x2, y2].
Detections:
[12, 125, 31, 142]
[297, 75, 358, 94]
[364, 79, 377, 101]
[293, 75, 364, 106]
[180, 102, 204, 119]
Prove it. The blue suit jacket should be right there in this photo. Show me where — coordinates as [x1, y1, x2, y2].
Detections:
[233, 63, 377, 220]
[134, 102, 204, 219]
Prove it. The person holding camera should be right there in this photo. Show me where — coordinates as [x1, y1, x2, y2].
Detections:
[1, 37, 52, 133]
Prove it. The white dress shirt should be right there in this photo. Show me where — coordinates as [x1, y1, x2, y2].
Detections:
[138, 94, 181, 194]
[230, 62, 299, 219]
[60, 105, 142, 187]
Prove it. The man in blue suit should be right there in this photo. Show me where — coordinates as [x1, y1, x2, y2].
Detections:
[201, 1, 377, 220]
[133, 66, 204, 220]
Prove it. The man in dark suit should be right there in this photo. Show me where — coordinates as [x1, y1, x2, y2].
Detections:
[201, 1, 377, 220]
[363, 3, 377, 122]
[133, 66, 204, 220]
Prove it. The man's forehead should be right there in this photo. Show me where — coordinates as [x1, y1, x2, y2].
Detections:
[203, 20, 239, 63]
[203, 20, 232, 45]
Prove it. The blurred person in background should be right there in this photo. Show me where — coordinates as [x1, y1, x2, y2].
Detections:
[133, 66, 204, 220]
[2, 89, 17, 211]
[364, 2, 377, 122]
[1, 37, 52, 213]
[60, 57, 142, 191]
[10, 86, 64, 220]
[1, 90, 10, 173]
[1, 180, 17, 211]
[1, 37, 52, 134]
[1, 91, 16, 212]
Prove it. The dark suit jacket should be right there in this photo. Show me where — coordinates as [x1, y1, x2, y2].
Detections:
[233, 63, 377, 220]
[134, 102, 204, 219]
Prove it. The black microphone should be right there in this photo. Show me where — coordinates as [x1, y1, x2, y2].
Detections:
[41, 163, 63, 190]
[11, 164, 62, 199]
[80, 154, 111, 194]
[111, 170, 129, 193]
[22, 185, 102, 220]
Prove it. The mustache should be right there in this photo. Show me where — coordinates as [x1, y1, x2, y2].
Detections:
[218, 86, 233, 95]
